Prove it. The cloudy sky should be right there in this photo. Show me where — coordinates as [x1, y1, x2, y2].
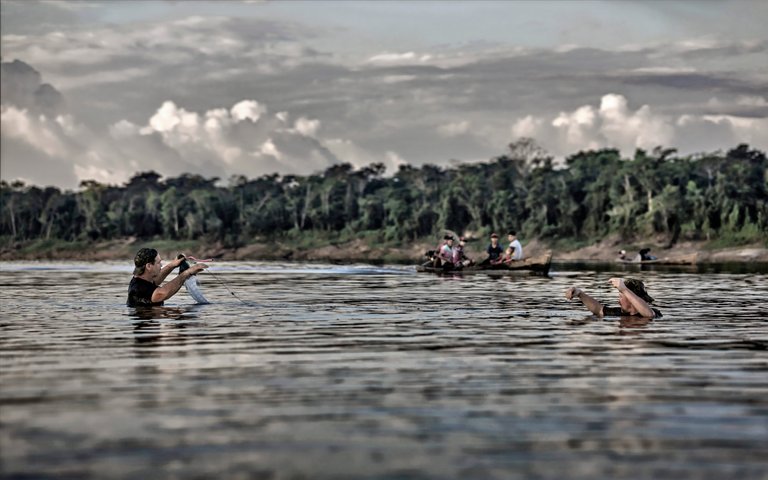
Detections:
[2, 0, 767, 189]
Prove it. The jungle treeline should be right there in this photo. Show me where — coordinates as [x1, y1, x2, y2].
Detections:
[2, 141, 766, 250]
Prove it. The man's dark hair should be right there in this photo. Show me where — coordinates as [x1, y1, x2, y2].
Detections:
[133, 248, 158, 276]
[508, 231, 517, 236]
[625, 278, 654, 303]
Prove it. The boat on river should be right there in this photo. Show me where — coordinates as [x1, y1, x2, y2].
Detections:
[416, 251, 552, 275]
[616, 252, 698, 265]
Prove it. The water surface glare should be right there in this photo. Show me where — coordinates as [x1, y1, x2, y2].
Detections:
[1, 261, 767, 479]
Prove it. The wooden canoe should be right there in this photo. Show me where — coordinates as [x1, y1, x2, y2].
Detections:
[617, 252, 698, 265]
[416, 251, 552, 275]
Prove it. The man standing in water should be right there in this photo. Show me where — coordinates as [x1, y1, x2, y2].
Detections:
[565, 277, 661, 318]
[127, 248, 208, 307]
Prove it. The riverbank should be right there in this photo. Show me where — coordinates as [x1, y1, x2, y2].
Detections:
[2, 236, 767, 264]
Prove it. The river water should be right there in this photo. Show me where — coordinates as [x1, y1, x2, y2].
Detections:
[1, 261, 766, 479]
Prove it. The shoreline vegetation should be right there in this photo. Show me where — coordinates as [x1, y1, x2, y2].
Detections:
[2, 141, 766, 264]
[2, 235, 766, 264]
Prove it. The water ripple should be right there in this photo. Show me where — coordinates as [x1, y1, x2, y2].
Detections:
[1, 262, 767, 479]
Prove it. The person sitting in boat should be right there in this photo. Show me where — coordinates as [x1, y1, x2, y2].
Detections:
[507, 231, 524, 260]
[479, 233, 504, 266]
[618, 248, 658, 262]
[492, 246, 516, 265]
[127, 248, 207, 307]
[565, 277, 662, 318]
[429, 235, 455, 269]
[452, 237, 474, 268]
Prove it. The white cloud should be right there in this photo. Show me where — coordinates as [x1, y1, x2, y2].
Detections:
[384, 151, 407, 172]
[73, 155, 115, 185]
[628, 66, 698, 75]
[2, 94, 399, 188]
[511, 93, 768, 157]
[324, 138, 406, 175]
[437, 120, 470, 137]
[597, 94, 674, 150]
[1, 105, 112, 186]
[146, 101, 190, 134]
[1, 106, 70, 157]
[511, 115, 544, 139]
[293, 117, 320, 136]
[736, 95, 768, 107]
[275, 111, 289, 123]
[1, 15, 322, 92]
[122, 100, 334, 177]
[259, 138, 281, 159]
[366, 51, 432, 65]
[552, 105, 598, 149]
[231, 100, 266, 123]
[367, 52, 418, 63]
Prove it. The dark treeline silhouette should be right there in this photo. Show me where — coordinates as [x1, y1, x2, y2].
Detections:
[2, 140, 766, 249]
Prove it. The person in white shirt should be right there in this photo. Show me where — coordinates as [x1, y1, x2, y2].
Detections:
[425, 235, 456, 269]
[507, 231, 524, 261]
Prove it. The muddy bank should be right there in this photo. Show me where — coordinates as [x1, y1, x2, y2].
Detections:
[1, 237, 766, 264]
[546, 237, 768, 263]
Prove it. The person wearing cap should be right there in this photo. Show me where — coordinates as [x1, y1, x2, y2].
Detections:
[479, 233, 504, 266]
[127, 248, 208, 307]
[565, 277, 661, 318]
[507, 231, 524, 261]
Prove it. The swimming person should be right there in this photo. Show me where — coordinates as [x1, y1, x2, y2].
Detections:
[127, 248, 208, 307]
[565, 277, 661, 318]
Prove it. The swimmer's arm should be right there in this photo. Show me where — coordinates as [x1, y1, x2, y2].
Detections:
[565, 287, 604, 316]
[609, 278, 656, 318]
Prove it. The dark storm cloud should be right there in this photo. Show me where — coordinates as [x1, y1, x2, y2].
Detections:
[615, 72, 767, 96]
[676, 39, 768, 60]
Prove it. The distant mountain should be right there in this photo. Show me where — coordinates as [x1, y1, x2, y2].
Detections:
[1, 59, 65, 115]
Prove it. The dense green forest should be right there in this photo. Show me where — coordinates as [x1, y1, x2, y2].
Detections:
[2, 141, 767, 250]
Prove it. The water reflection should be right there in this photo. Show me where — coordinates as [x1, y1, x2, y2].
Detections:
[128, 305, 201, 321]
[130, 306, 203, 353]
[132, 318, 189, 346]
[0, 262, 766, 479]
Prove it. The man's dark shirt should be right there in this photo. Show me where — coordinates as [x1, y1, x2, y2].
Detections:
[602, 305, 662, 318]
[487, 244, 504, 260]
[127, 277, 162, 307]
